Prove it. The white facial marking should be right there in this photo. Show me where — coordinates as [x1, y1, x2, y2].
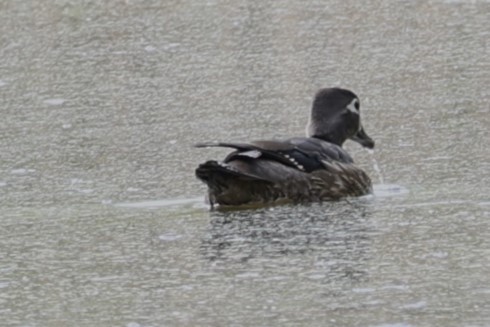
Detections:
[347, 98, 359, 114]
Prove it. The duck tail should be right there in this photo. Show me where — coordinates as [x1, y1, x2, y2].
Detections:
[196, 160, 234, 183]
[195, 160, 269, 183]
[195, 160, 276, 207]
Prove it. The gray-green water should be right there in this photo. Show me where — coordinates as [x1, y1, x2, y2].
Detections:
[1, 1, 489, 326]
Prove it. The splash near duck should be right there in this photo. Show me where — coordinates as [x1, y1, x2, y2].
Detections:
[195, 87, 375, 208]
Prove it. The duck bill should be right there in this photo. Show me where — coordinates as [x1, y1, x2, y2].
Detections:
[350, 126, 375, 149]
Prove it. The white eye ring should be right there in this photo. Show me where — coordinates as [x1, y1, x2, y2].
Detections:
[347, 98, 359, 114]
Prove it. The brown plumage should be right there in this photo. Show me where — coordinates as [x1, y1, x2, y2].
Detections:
[195, 87, 375, 209]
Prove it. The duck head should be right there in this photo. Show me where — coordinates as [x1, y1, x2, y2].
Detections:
[306, 87, 375, 149]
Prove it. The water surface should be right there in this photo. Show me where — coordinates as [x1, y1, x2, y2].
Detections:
[1, 0, 489, 326]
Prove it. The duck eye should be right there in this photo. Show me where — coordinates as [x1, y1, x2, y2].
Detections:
[346, 99, 360, 114]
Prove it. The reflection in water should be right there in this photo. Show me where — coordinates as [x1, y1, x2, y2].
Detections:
[201, 201, 374, 282]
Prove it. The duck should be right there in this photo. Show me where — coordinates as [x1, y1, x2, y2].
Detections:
[195, 87, 375, 209]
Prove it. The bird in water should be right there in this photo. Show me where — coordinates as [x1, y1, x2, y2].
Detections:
[195, 87, 375, 209]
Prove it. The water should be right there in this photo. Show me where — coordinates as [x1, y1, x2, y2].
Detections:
[1, 1, 490, 326]
[367, 149, 385, 185]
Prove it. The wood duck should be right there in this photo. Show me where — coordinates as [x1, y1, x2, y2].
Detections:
[195, 87, 375, 208]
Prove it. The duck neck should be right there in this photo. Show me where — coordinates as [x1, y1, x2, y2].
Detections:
[311, 133, 345, 147]
[307, 107, 347, 147]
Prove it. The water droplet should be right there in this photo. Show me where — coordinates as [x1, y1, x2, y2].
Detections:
[159, 233, 183, 241]
[11, 168, 35, 175]
[402, 301, 427, 310]
[44, 98, 66, 106]
[366, 149, 384, 184]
